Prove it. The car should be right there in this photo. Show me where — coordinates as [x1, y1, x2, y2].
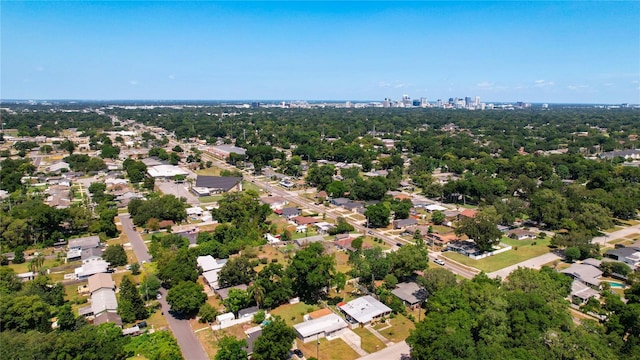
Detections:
[368, 230, 374, 235]
[156, 293, 162, 300]
[434, 258, 445, 266]
[292, 349, 303, 358]
[396, 243, 403, 247]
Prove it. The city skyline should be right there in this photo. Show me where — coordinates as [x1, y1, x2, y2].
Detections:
[2, 1, 639, 104]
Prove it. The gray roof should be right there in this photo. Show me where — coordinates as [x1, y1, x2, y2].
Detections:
[195, 176, 242, 191]
[91, 288, 118, 315]
[243, 327, 262, 354]
[606, 247, 640, 260]
[570, 280, 600, 300]
[215, 284, 248, 300]
[213, 145, 247, 155]
[238, 306, 260, 318]
[295, 235, 325, 247]
[332, 198, 351, 206]
[394, 218, 418, 228]
[561, 263, 602, 286]
[93, 311, 122, 327]
[391, 282, 429, 305]
[582, 258, 602, 268]
[81, 247, 103, 261]
[68, 235, 100, 250]
[281, 207, 301, 217]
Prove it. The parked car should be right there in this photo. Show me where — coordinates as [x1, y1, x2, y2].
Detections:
[434, 258, 445, 266]
[292, 349, 304, 358]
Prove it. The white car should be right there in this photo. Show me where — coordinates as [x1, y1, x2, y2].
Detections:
[434, 258, 445, 266]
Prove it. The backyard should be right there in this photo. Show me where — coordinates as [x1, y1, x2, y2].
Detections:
[269, 302, 320, 327]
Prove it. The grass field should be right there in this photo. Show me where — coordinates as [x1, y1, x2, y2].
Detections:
[441, 238, 552, 273]
[198, 195, 224, 203]
[353, 327, 387, 353]
[377, 314, 415, 343]
[296, 338, 359, 360]
[270, 302, 320, 327]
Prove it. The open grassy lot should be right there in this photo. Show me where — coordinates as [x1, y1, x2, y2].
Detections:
[353, 327, 387, 353]
[242, 181, 261, 193]
[335, 251, 351, 274]
[196, 167, 222, 176]
[441, 238, 552, 273]
[198, 195, 224, 203]
[377, 314, 415, 343]
[296, 337, 359, 360]
[270, 302, 320, 327]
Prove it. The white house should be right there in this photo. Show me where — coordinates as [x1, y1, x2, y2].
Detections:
[293, 313, 348, 343]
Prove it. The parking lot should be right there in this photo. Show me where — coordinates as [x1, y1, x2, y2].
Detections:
[156, 180, 199, 205]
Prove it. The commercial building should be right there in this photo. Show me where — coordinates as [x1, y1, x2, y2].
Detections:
[210, 145, 247, 159]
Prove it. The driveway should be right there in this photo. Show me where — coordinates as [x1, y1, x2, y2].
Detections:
[358, 341, 410, 360]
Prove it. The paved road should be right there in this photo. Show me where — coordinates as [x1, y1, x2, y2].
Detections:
[119, 214, 151, 263]
[119, 213, 209, 360]
[487, 252, 561, 279]
[358, 341, 410, 360]
[592, 223, 640, 246]
[429, 252, 480, 279]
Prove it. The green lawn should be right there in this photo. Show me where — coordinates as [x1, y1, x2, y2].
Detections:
[377, 314, 415, 343]
[297, 338, 359, 360]
[198, 195, 224, 203]
[270, 302, 320, 327]
[353, 327, 387, 353]
[242, 181, 261, 193]
[441, 238, 552, 273]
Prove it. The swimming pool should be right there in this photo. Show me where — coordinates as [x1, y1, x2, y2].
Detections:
[607, 281, 625, 288]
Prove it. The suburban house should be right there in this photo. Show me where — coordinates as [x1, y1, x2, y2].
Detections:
[338, 295, 392, 327]
[280, 207, 301, 219]
[260, 196, 288, 210]
[67, 236, 102, 262]
[81, 247, 103, 264]
[293, 216, 319, 226]
[391, 282, 429, 310]
[238, 306, 260, 319]
[331, 198, 351, 206]
[294, 235, 325, 247]
[561, 262, 602, 289]
[599, 149, 640, 160]
[314, 222, 336, 234]
[46, 161, 71, 173]
[293, 312, 348, 343]
[74, 260, 110, 280]
[507, 229, 537, 240]
[393, 218, 418, 230]
[197, 255, 228, 290]
[604, 247, 640, 269]
[459, 209, 477, 219]
[243, 326, 263, 356]
[78, 273, 121, 327]
[215, 284, 249, 301]
[192, 176, 242, 196]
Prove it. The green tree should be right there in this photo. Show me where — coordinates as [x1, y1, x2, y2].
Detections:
[286, 242, 335, 302]
[365, 202, 391, 228]
[103, 244, 128, 267]
[60, 139, 76, 155]
[166, 281, 206, 314]
[218, 256, 256, 288]
[0, 295, 51, 332]
[431, 210, 445, 225]
[124, 330, 183, 360]
[223, 288, 253, 315]
[118, 276, 147, 323]
[139, 273, 162, 301]
[564, 247, 581, 262]
[252, 316, 296, 360]
[0, 267, 23, 295]
[455, 212, 502, 252]
[56, 304, 77, 331]
[197, 303, 218, 323]
[215, 335, 248, 360]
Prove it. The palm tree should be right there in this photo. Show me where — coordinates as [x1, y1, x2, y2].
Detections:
[248, 283, 265, 309]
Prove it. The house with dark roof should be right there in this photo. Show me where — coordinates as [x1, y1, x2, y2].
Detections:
[192, 176, 242, 196]
[393, 218, 418, 230]
[281, 207, 301, 219]
[391, 282, 429, 310]
[604, 247, 640, 268]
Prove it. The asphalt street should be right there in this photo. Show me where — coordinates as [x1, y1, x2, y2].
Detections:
[119, 213, 208, 360]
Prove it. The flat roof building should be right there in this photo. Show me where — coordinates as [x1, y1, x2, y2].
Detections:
[338, 295, 392, 326]
[294, 313, 348, 343]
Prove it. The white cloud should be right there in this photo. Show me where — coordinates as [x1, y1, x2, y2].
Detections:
[394, 83, 406, 89]
[378, 81, 392, 88]
[129, 80, 139, 85]
[567, 85, 589, 90]
[35, 66, 45, 72]
[476, 81, 494, 89]
[168, 75, 175, 80]
[534, 79, 555, 87]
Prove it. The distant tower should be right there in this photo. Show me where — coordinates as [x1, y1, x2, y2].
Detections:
[474, 96, 480, 107]
[402, 94, 411, 107]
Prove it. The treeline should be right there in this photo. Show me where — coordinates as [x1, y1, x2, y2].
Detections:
[407, 268, 640, 360]
[1, 110, 113, 137]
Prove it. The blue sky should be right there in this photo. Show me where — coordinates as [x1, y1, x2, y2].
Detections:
[2, 1, 639, 103]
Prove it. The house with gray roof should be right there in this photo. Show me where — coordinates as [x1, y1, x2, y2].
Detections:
[338, 295, 392, 327]
[561, 263, 602, 288]
[392, 282, 429, 310]
[604, 247, 640, 268]
[293, 312, 348, 343]
[193, 175, 242, 196]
